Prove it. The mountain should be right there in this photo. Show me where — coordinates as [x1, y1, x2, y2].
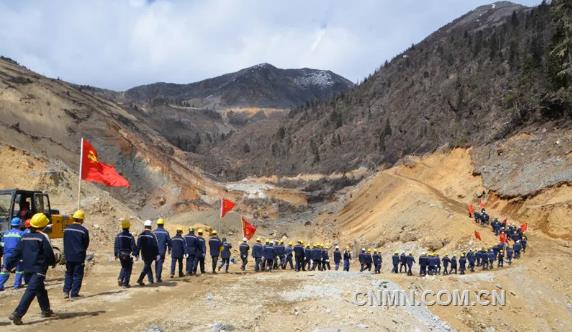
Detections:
[124, 63, 354, 109]
[204, 1, 572, 186]
[90, 64, 353, 165]
[0, 56, 230, 217]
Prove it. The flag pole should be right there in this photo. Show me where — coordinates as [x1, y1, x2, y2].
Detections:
[241, 216, 245, 238]
[77, 137, 84, 210]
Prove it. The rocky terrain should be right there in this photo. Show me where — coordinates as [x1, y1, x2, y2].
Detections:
[0, 0, 571, 330]
[0, 147, 570, 331]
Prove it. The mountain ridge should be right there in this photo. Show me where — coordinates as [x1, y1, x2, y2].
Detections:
[124, 63, 354, 109]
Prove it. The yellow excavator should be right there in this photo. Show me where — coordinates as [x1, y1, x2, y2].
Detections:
[0, 189, 74, 262]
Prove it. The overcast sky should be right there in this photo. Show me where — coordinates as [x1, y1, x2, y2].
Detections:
[0, 0, 540, 90]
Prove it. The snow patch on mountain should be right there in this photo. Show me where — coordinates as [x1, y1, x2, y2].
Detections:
[294, 71, 335, 88]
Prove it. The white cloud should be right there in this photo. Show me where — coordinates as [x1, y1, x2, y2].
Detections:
[0, 0, 541, 90]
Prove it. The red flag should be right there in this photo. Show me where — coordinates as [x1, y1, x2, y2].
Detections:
[81, 139, 129, 187]
[520, 223, 528, 233]
[499, 232, 508, 243]
[474, 230, 482, 241]
[241, 216, 257, 240]
[479, 199, 485, 209]
[220, 198, 236, 218]
[467, 203, 475, 218]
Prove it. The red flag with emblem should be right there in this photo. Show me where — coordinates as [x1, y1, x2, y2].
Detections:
[81, 139, 129, 187]
[241, 216, 257, 240]
[474, 230, 482, 241]
[220, 198, 236, 218]
[520, 223, 528, 233]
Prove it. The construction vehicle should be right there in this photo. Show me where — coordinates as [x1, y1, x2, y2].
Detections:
[0, 189, 73, 262]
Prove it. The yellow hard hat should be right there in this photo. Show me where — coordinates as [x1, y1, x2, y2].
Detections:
[30, 213, 49, 229]
[197, 228, 204, 234]
[176, 227, 183, 232]
[156, 218, 165, 225]
[212, 230, 217, 235]
[256, 237, 261, 242]
[121, 219, 130, 229]
[280, 240, 284, 244]
[288, 241, 293, 245]
[189, 227, 195, 232]
[72, 209, 85, 220]
[367, 248, 372, 253]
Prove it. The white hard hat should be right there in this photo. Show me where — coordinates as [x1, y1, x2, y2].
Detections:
[243, 237, 247, 241]
[144, 220, 153, 227]
[335, 245, 339, 249]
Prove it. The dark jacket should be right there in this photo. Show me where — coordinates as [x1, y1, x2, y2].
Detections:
[294, 244, 304, 257]
[184, 233, 198, 256]
[197, 236, 206, 257]
[209, 236, 222, 257]
[252, 242, 263, 258]
[263, 244, 274, 259]
[136, 229, 159, 261]
[333, 249, 342, 263]
[406, 255, 415, 266]
[63, 223, 90, 263]
[170, 234, 186, 258]
[114, 230, 136, 257]
[153, 227, 171, 256]
[7, 231, 55, 273]
[365, 253, 373, 264]
[239, 242, 250, 256]
[221, 242, 232, 259]
[275, 244, 285, 256]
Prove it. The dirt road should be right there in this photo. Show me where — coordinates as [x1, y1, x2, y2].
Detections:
[0, 255, 455, 331]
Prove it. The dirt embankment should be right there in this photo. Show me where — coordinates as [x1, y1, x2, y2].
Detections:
[313, 148, 572, 331]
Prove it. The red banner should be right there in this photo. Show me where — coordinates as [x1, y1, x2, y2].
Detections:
[220, 198, 236, 218]
[242, 216, 256, 240]
[81, 139, 129, 187]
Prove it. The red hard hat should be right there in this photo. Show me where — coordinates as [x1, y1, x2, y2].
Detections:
[24, 219, 31, 228]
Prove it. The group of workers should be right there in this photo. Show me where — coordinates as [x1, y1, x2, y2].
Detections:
[0, 210, 89, 325]
[0, 205, 529, 326]
[114, 218, 356, 288]
[386, 209, 529, 277]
